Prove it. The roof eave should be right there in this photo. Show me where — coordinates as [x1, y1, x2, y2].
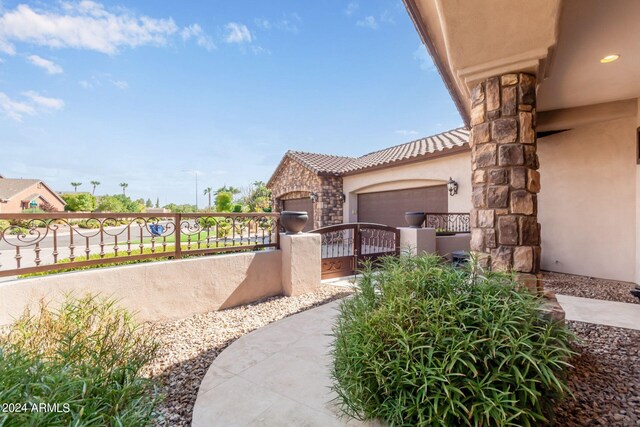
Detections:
[402, 0, 470, 127]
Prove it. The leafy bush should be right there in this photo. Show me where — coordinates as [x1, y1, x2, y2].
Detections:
[215, 191, 233, 212]
[96, 194, 143, 213]
[61, 193, 96, 212]
[0, 295, 160, 426]
[332, 254, 574, 427]
[0, 220, 9, 230]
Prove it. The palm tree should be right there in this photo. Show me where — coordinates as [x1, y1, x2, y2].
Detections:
[119, 182, 128, 195]
[203, 187, 213, 211]
[90, 180, 100, 195]
[71, 182, 82, 192]
[215, 185, 241, 196]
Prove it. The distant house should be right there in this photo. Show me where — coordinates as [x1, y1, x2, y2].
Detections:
[0, 176, 66, 213]
[267, 128, 470, 231]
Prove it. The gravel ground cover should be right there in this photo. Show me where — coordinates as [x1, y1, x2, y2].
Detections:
[143, 286, 352, 426]
[543, 271, 639, 304]
[555, 321, 640, 426]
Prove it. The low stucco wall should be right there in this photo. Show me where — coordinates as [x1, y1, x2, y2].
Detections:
[436, 234, 471, 261]
[0, 250, 283, 326]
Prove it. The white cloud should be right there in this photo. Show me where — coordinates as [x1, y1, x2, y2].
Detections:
[79, 80, 92, 89]
[345, 2, 359, 16]
[224, 23, 252, 44]
[254, 13, 301, 34]
[395, 130, 419, 136]
[356, 16, 378, 30]
[413, 45, 436, 71]
[0, 90, 63, 121]
[22, 91, 64, 110]
[181, 23, 215, 51]
[0, 2, 178, 55]
[0, 92, 36, 121]
[26, 54, 63, 74]
[379, 10, 395, 24]
[112, 80, 128, 90]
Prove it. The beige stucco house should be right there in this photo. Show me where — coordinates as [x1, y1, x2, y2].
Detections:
[0, 177, 66, 213]
[267, 128, 470, 230]
[270, 0, 640, 286]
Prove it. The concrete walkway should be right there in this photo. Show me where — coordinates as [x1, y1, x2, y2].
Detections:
[192, 293, 640, 426]
[192, 300, 378, 427]
[557, 294, 640, 330]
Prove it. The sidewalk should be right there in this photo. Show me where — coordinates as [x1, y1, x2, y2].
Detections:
[192, 292, 640, 426]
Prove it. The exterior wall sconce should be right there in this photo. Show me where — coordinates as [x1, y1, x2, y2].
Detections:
[310, 192, 318, 202]
[447, 177, 458, 196]
[340, 193, 346, 202]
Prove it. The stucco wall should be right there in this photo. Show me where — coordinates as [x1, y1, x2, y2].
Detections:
[0, 250, 284, 326]
[538, 116, 637, 282]
[635, 98, 640, 285]
[342, 152, 473, 222]
[0, 182, 65, 213]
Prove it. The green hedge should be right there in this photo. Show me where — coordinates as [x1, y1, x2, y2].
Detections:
[332, 254, 575, 426]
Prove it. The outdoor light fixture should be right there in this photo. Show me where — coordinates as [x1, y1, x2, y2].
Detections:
[310, 192, 318, 202]
[600, 54, 620, 63]
[447, 177, 458, 196]
[340, 193, 346, 202]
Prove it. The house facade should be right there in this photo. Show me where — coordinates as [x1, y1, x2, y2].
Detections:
[267, 128, 469, 230]
[0, 177, 66, 213]
[401, 0, 639, 285]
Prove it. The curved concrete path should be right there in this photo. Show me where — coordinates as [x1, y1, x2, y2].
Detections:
[192, 299, 379, 427]
[192, 291, 640, 426]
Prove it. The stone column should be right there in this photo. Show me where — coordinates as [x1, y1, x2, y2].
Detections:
[469, 73, 541, 276]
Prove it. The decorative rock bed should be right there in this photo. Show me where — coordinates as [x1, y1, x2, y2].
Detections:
[143, 286, 352, 427]
[543, 271, 638, 304]
[555, 321, 640, 426]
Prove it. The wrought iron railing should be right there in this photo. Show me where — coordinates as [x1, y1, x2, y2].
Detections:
[425, 213, 470, 233]
[0, 212, 279, 277]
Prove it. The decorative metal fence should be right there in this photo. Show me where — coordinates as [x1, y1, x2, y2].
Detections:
[0, 212, 279, 277]
[311, 223, 400, 279]
[425, 213, 470, 233]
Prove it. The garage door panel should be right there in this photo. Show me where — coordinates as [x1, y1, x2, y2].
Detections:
[358, 186, 447, 228]
[283, 198, 314, 231]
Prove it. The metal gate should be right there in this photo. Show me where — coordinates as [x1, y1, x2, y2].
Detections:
[310, 223, 400, 279]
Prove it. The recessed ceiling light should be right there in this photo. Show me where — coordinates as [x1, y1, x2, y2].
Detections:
[600, 54, 620, 63]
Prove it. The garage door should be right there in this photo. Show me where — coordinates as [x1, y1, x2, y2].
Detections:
[357, 186, 448, 227]
[283, 198, 314, 231]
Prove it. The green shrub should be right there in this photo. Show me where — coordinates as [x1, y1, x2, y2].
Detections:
[332, 254, 575, 427]
[61, 193, 96, 212]
[0, 295, 160, 426]
[0, 220, 10, 230]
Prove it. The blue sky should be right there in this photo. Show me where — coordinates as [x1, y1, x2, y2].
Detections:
[0, 0, 460, 205]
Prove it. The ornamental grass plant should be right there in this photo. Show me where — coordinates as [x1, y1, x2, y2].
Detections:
[332, 254, 575, 427]
[0, 295, 160, 426]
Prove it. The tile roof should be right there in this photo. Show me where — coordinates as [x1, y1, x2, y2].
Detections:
[278, 127, 470, 179]
[285, 152, 356, 175]
[0, 179, 40, 200]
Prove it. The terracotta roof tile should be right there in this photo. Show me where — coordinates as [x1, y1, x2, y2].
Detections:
[269, 127, 469, 186]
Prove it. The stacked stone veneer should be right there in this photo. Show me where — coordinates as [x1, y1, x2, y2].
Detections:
[469, 73, 541, 274]
[269, 157, 344, 229]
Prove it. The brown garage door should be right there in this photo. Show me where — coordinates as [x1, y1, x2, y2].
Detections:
[357, 186, 448, 227]
[283, 198, 315, 231]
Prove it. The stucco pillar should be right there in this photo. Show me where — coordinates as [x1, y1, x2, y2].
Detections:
[280, 233, 321, 296]
[469, 73, 541, 276]
[399, 227, 436, 256]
